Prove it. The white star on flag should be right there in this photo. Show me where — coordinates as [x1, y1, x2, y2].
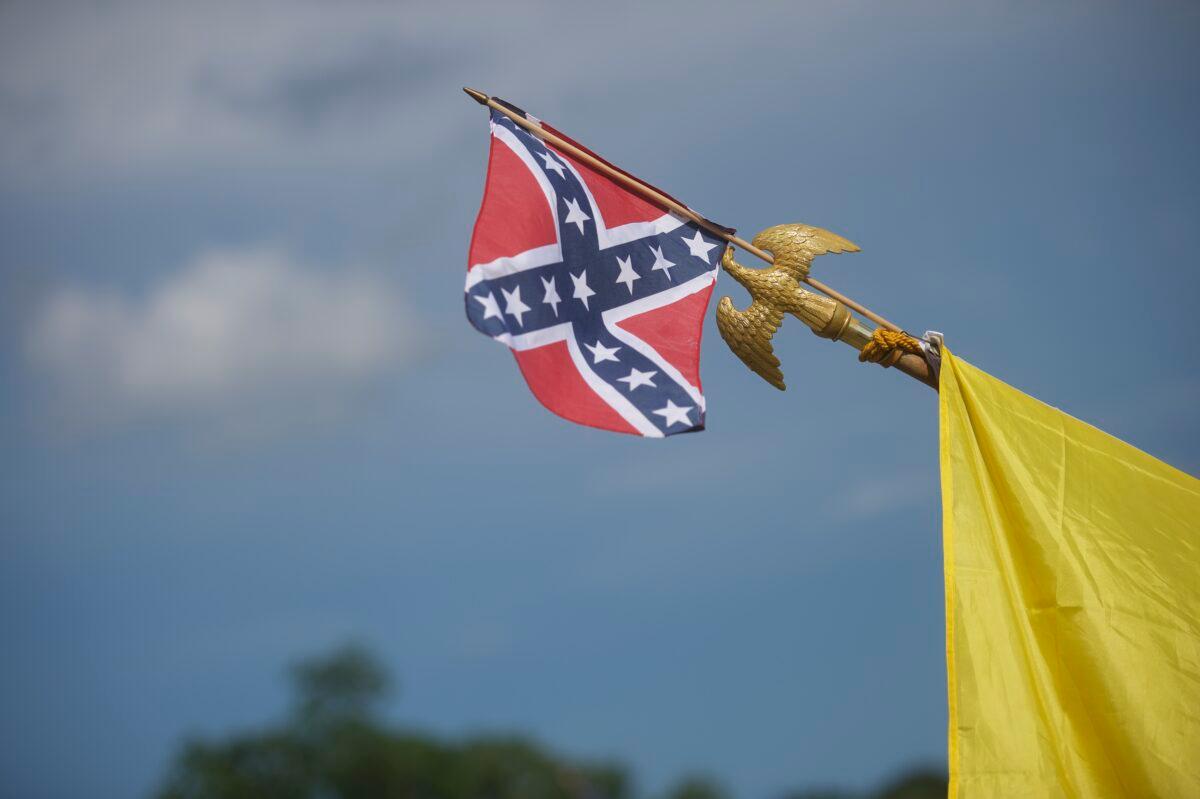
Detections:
[682, 230, 718, 262]
[653, 399, 692, 427]
[501, 285, 531, 327]
[614, 255, 640, 294]
[463, 105, 717, 439]
[571, 269, 595, 310]
[563, 197, 590, 234]
[649, 244, 675, 280]
[585, 340, 621, 363]
[541, 275, 561, 316]
[474, 291, 502, 320]
[617, 368, 657, 390]
[540, 150, 566, 178]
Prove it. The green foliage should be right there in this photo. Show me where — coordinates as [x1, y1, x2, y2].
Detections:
[156, 645, 629, 799]
[661, 775, 729, 799]
[779, 768, 947, 799]
[873, 769, 947, 799]
[154, 644, 945, 799]
[289, 643, 390, 726]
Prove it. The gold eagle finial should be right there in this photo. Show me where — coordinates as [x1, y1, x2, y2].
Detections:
[716, 223, 860, 390]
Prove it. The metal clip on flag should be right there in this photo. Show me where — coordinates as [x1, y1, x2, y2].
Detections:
[462, 88, 936, 436]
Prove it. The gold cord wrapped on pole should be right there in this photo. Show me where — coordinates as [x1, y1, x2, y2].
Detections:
[858, 328, 925, 367]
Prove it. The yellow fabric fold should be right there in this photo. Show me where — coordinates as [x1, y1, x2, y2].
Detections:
[939, 348, 1200, 798]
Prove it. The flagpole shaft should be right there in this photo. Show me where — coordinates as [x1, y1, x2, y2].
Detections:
[464, 88, 903, 333]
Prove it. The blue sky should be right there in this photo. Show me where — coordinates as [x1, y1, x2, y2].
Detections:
[1, 2, 1198, 797]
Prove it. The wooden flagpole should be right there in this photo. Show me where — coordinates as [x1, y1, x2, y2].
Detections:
[463, 87, 903, 334]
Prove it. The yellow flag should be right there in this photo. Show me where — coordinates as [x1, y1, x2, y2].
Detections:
[939, 349, 1200, 797]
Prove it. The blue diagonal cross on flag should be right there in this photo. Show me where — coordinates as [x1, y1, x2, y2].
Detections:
[465, 105, 726, 436]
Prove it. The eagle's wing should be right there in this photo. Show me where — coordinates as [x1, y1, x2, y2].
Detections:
[716, 296, 787, 390]
[751, 224, 860, 281]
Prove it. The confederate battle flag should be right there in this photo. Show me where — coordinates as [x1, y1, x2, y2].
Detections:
[464, 101, 725, 437]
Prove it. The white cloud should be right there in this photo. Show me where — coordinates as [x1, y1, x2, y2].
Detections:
[0, 0, 844, 176]
[28, 247, 416, 425]
[0, 1, 456, 172]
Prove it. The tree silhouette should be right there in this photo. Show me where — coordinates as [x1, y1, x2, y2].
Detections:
[662, 776, 729, 799]
[156, 644, 628, 799]
[155, 644, 945, 799]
